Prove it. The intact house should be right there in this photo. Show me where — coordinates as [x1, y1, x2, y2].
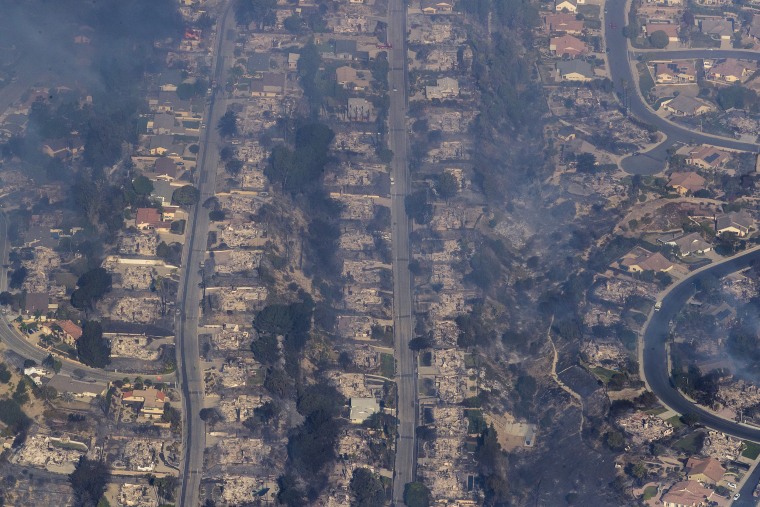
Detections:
[250, 73, 286, 98]
[555, 0, 580, 13]
[24, 292, 50, 317]
[333, 39, 358, 60]
[349, 397, 380, 423]
[52, 320, 83, 346]
[336, 66, 371, 90]
[421, 0, 454, 14]
[556, 60, 594, 82]
[667, 171, 706, 195]
[685, 456, 725, 485]
[686, 145, 730, 169]
[658, 231, 713, 257]
[654, 61, 697, 84]
[706, 58, 755, 84]
[619, 247, 674, 273]
[661, 95, 714, 116]
[153, 157, 179, 181]
[715, 211, 754, 237]
[135, 208, 171, 231]
[246, 52, 271, 75]
[660, 480, 714, 507]
[426, 77, 459, 99]
[549, 35, 588, 58]
[645, 23, 680, 44]
[543, 13, 584, 34]
[121, 388, 167, 419]
[700, 18, 734, 41]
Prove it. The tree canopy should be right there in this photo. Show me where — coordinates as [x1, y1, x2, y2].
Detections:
[265, 123, 334, 193]
[71, 268, 112, 310]
[76, 320, 110, 368]
[70, 457, 109, 507]
[350, 468, 386, 507]
[217, 110, 239, 138]
[648, 30, 670, 49]
[172, 185, 200, 206]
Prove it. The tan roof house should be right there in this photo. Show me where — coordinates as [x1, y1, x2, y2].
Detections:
[421, 0, 454, 14]
[55, 320, 83, 346]
[655, 61, 696, 84]
[620, 247, 674, 273]
[661, 480, 714, 507]
[336, 66, 370, 90]
[350, 397, 380, 423]
[250, 73, 286, 98]
[135, 208, 163, 230]
[667, 172, 706, 195]
[715, 211, 754, 237]
[686, 145, 730, 169]
[662, 95, 714, 116]
[685, 456, 725, 485]
[645, 23, 680, 43]
[555, 0, 578, 12]
[549, 35, 588, 58]
[706, 59, 754, 83]
[664, 232, 713, 257]
[122, 388, 167, 419]
[543, 13, 584, 34]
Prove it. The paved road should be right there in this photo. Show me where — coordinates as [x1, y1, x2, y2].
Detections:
[734, 462, 760, 507]
[176, 4, 234, 507]
[604, 0, 759, 175]
[386, 0, 418, 504]
[642, 247, 760, 443]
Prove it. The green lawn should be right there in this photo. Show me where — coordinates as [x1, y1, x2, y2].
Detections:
[380, 353, 395, 378]
[591, 366, 619, 384]
[674, 432, 701, 454]
[666, 415, 684, 429]
[644, 406, 667, 416]
[742, 441, 760, 460]
[642, 485, 658, 501]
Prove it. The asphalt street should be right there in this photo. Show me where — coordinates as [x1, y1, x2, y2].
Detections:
[386, 0, 418, 504]
[604, 0, 759, 175]
[642, 247, 760, 442]
[176, 4, 234, 507]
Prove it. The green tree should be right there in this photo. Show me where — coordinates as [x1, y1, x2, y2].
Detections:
[69, 457, 109, 507]
[576, 152, 597, 173]
[217, 110, 238, 138]
[403, 482, 431, 507]
[76, 321, 110, 368]
[235, 0, 277, 28]
[71, 268, 113, 310]
[436, 172, 458, 201]
[350, 468, 385, 507]
[404, 190, 433, 224]
[132, 175, 154, 195]
[649, 30, 670, 48]
[172, 185, 200, 206]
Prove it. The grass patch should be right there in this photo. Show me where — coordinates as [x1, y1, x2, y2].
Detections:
[464, 354, 476, 369]
[742, 441, 760, 460]
[578, 4, 600, 19]
[644, 406, 667, 416]
[674, 431, 702, 454]
[246, 368, 265, 387]
[642, 485, 658, 501]
[380, 353, 395, 378]
[667, 415, 684, 429]
[637, 62, 655, 102]
[591, 366, 619, 384]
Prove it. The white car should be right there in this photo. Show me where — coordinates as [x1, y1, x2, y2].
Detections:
[734, 493, 741, 500]
[390, 177, 395, 184]
[654, 301, 662, 311]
